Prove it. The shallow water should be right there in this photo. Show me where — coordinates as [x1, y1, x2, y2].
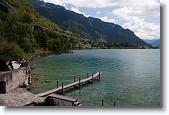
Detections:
[30, 49, 160, 106]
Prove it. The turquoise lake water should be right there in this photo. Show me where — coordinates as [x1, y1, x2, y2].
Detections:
[30, 49, 160, 106]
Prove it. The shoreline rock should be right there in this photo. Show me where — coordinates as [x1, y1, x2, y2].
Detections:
[29, 50, 74, 61]
[29, 51, 54, 61]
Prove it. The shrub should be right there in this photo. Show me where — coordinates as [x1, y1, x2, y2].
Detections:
[0, 42, 25, 62]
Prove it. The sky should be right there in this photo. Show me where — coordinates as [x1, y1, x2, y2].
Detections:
[43, 0, 160, 40]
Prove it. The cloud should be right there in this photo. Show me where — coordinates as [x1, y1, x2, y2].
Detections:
[70, 6, 90, 17]
[44, 0, 159, 9]
[62, 3, 67, 8]
[43, 0, 118, 8]
[122, 17, 160, 39]
[71, 7, 83, 14]
[112, 1, 160, 19]
[100, 16, 117, 23]
[112, 0, 160, 39]
[96, 11, 101, 14]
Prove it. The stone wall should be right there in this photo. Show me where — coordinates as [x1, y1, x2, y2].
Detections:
[0, 67, 32, 93]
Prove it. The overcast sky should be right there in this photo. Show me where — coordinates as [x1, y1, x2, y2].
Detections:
[43, 0, 160, 40]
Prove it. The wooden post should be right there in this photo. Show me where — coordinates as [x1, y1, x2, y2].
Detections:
[53, 99, 56, 106]
[102, 99, 104, 106]
[74, 76, 76, 82]
[99, 72, 100, 80]
[114, 102, 115, 106]
[92, 74, 94, 82]
[74, 77, 76, 88]
[87, 73, 88, 78]
[57, 81, 58, 88]
[61, 82, 63, 94]
[58, 101, 60, 106]
[79, 77, 81, 88]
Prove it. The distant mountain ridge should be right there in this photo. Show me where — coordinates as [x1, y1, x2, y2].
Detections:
[29, 0, 150, 46]
[144, 39, 160, 47]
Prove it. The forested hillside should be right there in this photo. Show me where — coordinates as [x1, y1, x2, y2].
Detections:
[0, 0, 80, 53]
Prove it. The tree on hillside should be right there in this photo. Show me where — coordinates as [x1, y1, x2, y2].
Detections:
[0, 19, 4, 35]
[46, 38, 61, 52]
[21, 11, 33, 24]
[0, 42, 25, 62]
[19, 33, 37, 53]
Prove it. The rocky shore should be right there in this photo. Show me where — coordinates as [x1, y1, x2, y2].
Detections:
[29, 51, 54, 61]
[28, 50, 73, 61]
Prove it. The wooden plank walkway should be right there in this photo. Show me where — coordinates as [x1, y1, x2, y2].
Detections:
[36, 72, 102, 97]
[49, 93, 77, 102]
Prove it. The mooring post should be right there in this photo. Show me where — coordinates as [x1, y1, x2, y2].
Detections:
[87, 73, 88, 78]
[73, 77, 76, 88]
[61, 82, 63, 94]
[58, 101, 60, 106]
[74, 76, 76, 82]
[102, 99, 104, 106]
[99, 72, 100, 80]
[79, 77, 81, 88]
[92, 74, 94, 82]
[114, 102, 115, 106]
[57, 81, 58, 88]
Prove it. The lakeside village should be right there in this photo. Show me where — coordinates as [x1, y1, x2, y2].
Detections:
[67, 37, 158, 50]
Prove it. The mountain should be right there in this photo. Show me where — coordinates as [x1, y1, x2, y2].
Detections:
[0, 0, 80, 53]
[28, 0, 149, 46]
[144, 39, 160, 47]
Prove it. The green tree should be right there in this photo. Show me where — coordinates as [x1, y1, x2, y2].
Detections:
[0, 42, 25, 62]
[19, 34, 37, 53]
[33, 30, 48, 50]
[17, 22, 32, 38]
[46, 38, 61, 52]
[0, 19, 4, 35]
[21, 11, 33, 23]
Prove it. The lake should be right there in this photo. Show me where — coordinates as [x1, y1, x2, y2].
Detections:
[30, 49, 160, 106]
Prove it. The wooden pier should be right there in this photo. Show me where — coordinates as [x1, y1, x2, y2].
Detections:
[48, 93, 81, 106]
[49, 93, 77, 102]
[37, 72, 102, 97]
[36, 72, 102, 106]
